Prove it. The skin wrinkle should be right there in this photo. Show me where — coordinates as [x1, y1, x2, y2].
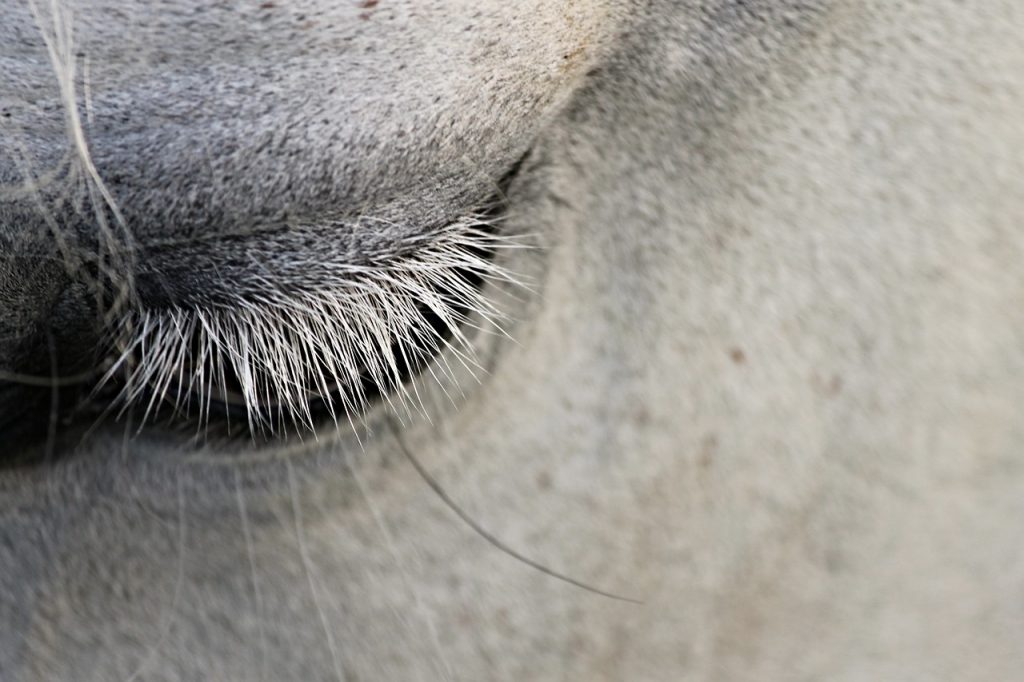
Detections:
[3, 1, 1024, 680]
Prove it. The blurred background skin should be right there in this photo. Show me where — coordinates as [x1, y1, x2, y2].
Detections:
[2, 1, 1024, 680]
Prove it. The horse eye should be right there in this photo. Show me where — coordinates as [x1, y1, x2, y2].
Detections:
[93, 209, 521, 440]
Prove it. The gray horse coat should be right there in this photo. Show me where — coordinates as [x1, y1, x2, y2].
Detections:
[2, 1, 1023, 679]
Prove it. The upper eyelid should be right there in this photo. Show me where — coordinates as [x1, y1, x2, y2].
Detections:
[97, 212, 525, 437]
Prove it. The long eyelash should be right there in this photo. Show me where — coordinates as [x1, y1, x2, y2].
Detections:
[95, 216, 527, 436]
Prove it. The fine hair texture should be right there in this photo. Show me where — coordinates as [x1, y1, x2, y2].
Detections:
[100, 218, 521, 435]
[4, 1, 1024, 681]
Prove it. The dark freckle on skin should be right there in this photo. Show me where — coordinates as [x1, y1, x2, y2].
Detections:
[258, 1, 276, 8]
[699, 434, 718, 472]
[357, 0, 378, 20]
[559, 46, 586, 73]
[729, 348, 746, 364]
[536, 471, 553, 490]
[812, 373, 844, 397]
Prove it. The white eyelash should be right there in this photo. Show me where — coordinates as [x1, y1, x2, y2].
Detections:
[96, 217, 525, 436]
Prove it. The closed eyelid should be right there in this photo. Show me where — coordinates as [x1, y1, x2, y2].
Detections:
[95, 210, 527, 439]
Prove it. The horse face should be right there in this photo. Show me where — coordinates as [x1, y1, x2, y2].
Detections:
[4, 2, 1024, 680]
[1, 0, 621, 454]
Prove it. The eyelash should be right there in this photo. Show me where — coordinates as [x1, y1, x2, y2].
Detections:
[94, 216, 524, 438]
